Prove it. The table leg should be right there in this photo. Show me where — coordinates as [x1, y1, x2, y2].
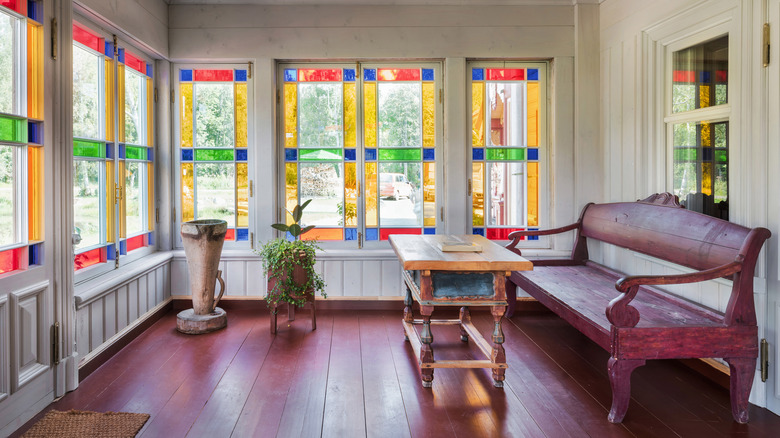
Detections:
[420, 310, 435, 388]
[491, 305, 506, 388]
[403, 284, 414, 341]
[459, 306, 470, 342]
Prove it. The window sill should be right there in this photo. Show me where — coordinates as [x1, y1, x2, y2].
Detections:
[75, 251, 174, 309]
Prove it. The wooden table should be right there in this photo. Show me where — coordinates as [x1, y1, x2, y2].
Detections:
[389, 234, 533, 388]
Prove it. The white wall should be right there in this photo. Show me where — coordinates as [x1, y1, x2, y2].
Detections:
[75, 0, 168, 58]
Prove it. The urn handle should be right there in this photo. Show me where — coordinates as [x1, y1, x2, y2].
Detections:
[213, 270, 226, 313]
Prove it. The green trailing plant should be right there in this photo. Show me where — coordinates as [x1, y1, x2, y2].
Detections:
[257, 199, 326, 306]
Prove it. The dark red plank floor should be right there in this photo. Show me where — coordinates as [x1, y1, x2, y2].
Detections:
[12, 308, 780, 437]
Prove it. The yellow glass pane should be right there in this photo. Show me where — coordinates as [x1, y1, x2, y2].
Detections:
[527, 162, 539, 226]
[147, 78, 154, 147]
[105, 58, 115, 142]
[180, 83, 193, 147]
[235, 83, 248, 148]
[365, 162, 377, 227]
[423, 162, 435, 226]
[472, 162, 484, 226]
[364, 82, 377, 147]
[284, 83, 297, 148]
[702, 162, 712, 196]
[422, 82, 435, 147]
[700, 84, 710, 109]
[106, 161, 116, 242]
[344, 83, 357, 148]
[27, 147, 43, 241]
[117, 65, 125, 143]
[472, 82, 485, 146]
[527, 82, 539, 147]
[27, 22, 43, 120]
[146, 162, 155, 231]
[700, 122, 711, 147]
[118, 160, 126, 239]
[344, 162, 357, 226]
[237, 163, 248, 227]
[181, 163, 194, 222]
[285, 163, 298, 225]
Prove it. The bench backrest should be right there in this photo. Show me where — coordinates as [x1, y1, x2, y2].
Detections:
[579, 194, 754, 272]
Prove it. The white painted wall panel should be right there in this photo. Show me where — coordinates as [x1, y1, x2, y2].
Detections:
[103, 293, 117, 341]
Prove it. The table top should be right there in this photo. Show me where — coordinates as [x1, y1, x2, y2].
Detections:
[389, 234, 533, 272]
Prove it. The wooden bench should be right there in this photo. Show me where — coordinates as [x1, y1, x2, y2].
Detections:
[503, 193, 771, 423]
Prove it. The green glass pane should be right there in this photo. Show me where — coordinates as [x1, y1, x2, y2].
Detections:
[715, 149, 728, 163]
[299, 148, 343, 162]
[0, 115, 26, 143]
[195, 149, 234, 161]
[378, 148, 421, 161]
[486, 148, 525, 161]
[73, 139, 106, 158]
[125, 146, 146, 160]
[673, 148, 698, 162]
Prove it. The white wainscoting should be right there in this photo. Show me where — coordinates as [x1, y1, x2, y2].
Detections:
[170, 250, 404, 298]
[74, 253, 173, 364]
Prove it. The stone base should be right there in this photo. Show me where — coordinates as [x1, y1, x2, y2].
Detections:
[176, 307, 227, 334]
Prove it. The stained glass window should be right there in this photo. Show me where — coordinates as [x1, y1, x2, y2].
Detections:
[0, 2, 44, 275]
[281, 64, 439, 243]
[73, 22, 155, 272]
[470, 62, 546, 240]
[670, 36, 729, 219]
[177, 67, 250, 243]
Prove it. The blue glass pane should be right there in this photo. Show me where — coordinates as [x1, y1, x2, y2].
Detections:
[146, 64, 153, 77]
[107, 244, 116, 260]
[106, 144, 114, 159]
[180, 69, 193, 82]
[284, 69, 297, 82]
[422, 69, 434, 81]
[285, 149, 298, 161]
[235, 69, 247, 82]
[147, 232, 155, 246]
[527, 69, 538, 81]
[472, 68, 484, 81]
[424, 228, 435, 235]
[472, 148, 484, 161]
[364, 69, 376, 81]
[117, 48, 125, 64]
[147, 147, 154, 161]
[366, 228, 378, 241]
[236, 228, 249, 241]
[345, 148, 356, 161]
[344, 69, 356, 82]
[699, 71, 711, 83]
[702, 147, 713, 161]
[365, 148, 377, 161]
[119, 240, 127, 255]
[236, 149, 248, 161]
[472, 228, 485, 236]
[528, 228, 539, 241]
[118, 145, 125, 159]
[345, 228, 357, 240]
[423, 148, 435, 161]
[29, 243, 41, 265]
[181, 149, 193, 161]
[527, 148, 538, 161]
[104, 42, 114, 59]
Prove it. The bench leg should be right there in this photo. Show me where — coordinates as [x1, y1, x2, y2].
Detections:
[491, 306, 506, 388]
[505, 277, 517, 318]
[724, 357, 755, 423]
[403, 285, 414, 341]
[459, 306, 470, 342]
[420, 313, 434, 388]
[607, 357, 645, 423]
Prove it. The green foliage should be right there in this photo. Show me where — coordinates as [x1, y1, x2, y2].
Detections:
[195, 83, 234, 148]
[256, 199, 325, 306]
[298, 83, 342, 147]
[73, 45, 101, 140]
[378, 83, 421, 147]
[124, 69, 144, 145]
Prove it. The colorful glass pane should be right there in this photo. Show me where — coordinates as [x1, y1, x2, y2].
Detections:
[344, 162, 357, 227]
[298, 69, 342, 82]
[180, 83, 193, 147]
[124, 50, 145, 74]
[285, 163, 297, 225]
[0, 247, 25, 273]
[146, 77, 154, 146]
[194, 69, 233, 82]
[73, 23, 101, 52]
[195, 149, 234, 161]
[284, 83, 297, 148]
[237, 162, 248, 227]
[125, 146, 146, 160]
[487, 69, 524, 80]
[73, 139, 105, 158]
[486, 148, 525, 161]
[486, 228, 522, 240]
[422, 82, 435, 147]
[301, 228, 343, 241]
[299, 148, 342, 161]
[379, 228, 420, 241]
[527, 82, 539, 147]
[344, 83, 356, 148]
[147, 162, 154, 230]
[117, 64, 125, 143]
[377, 69, 420, 81]
[235, 83, 248, 147]
[364, 82, 377, 147]
[365, 162, 377, 227]
[181, 163, 194, 222]
[74, 247, 105, 271]
[472, 162, 484, 226]
[378, 148, 421, 161]
[527, 162, 538, 226]
[27, 21, 43, 120]
[126, 234, 145, 252]
[0, 115, 27, 143]
[105, 57, 115, 142]
[471, 82, 485, 146]
[423, 162, 435, 226]
[28, 146, 43, 241]
[224, 229, 235, 241]
[106, 161, 115, 242]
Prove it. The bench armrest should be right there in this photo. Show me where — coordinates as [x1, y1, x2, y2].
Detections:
[505, 222, 580, 255]
[606, 260, 743, 327]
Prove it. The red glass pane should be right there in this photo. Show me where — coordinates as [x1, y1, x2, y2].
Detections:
[380, 228, 421, 241]
[298, 69, 342, 82]
[194, 70, 234, 82]
[716, 70, 728, 83]
[673, 70, 696, 83]
[73, 23, 102, 52]
[124, 51, 146, 75]
[126, 234, 146, 252]
[74, 247, 106, 271]
[0, 0, 25, 15]
[0, 247, 26, 274]
[487, 69, 525, 81]
[377, 69, 421, 81]
[225, 228, 235, 241]
[486, 228, 523, 240]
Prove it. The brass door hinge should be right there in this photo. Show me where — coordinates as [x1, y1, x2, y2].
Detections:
[249, 180, 253, 197]
[248, 62, 253, 79]
[250, 232, 254, 249]
[439, 89, 443, 104]
[115, 248, 120, 269]
[50, 322, 60, 366]
[155, 207, 159, 223]
[761, 338, 769, 382]
[468, 178, 472, 196]
[763, 23, 771, 67]
[154, 88, 158, 103]
[112, 35, 118, 57]
[358, 232, 363, 248]
[171, 90, 175, 104]
[440, 207, 444, 222]
[50, 18, 57, 60]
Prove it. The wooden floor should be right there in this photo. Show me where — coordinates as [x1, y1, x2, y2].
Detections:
[13, 307, 780, 437]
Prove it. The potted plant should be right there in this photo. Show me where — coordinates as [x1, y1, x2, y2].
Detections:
[257, 199, 325, 333]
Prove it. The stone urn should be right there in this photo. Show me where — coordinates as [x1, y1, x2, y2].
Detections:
[177, 219, 228, 334]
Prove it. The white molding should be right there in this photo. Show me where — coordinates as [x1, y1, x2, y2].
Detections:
[9, 281, 50, 393]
